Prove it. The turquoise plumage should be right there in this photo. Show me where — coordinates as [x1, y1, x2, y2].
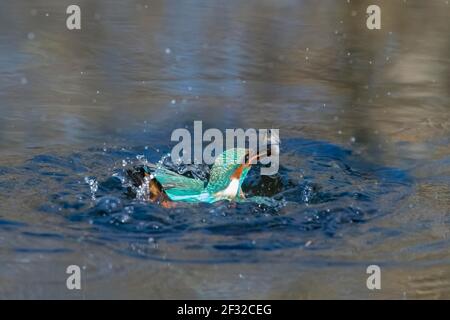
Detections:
[151, 148, 250, 203]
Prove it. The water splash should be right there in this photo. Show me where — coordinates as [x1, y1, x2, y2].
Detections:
[84, 176, 98, 200]
[1, 139, 412, 263]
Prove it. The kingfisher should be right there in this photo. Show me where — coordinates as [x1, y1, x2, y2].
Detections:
[127, 148, 265, 207]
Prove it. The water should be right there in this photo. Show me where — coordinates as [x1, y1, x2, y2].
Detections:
[0, 0, 449, 299]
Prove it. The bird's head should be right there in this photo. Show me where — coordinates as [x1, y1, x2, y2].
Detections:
[206, 148, 266, 198]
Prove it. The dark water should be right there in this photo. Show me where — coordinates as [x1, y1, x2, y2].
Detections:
[0, 0, 449, 299]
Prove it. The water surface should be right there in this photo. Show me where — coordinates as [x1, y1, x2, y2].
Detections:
[0, 0, 449, 299]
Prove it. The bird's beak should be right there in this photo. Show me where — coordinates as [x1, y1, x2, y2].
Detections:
[244, 150, 267, 166]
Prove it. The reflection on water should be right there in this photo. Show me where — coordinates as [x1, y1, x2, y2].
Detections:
[0, 0, 449, 299]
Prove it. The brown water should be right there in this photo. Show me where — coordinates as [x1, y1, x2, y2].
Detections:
[0, 0, 449, 299]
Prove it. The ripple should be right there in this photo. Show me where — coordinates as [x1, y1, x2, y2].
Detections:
[0, 138, 412, 263]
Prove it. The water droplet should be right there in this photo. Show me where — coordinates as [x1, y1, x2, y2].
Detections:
[84, 177, 98, 200]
